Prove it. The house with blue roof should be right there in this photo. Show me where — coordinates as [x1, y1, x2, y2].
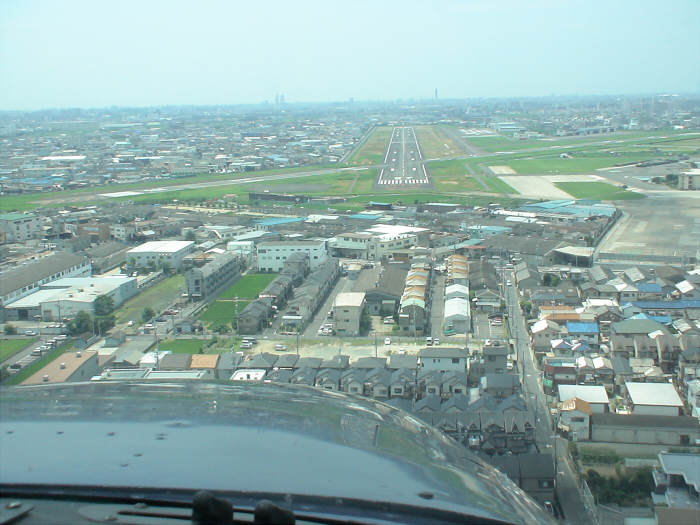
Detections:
[564, 322, 600, 346]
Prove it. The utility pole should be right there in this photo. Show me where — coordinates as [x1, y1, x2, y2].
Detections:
[296, 330, 299, 356]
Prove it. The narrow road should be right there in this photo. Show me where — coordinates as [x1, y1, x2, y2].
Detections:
[505, 277, 595, 524]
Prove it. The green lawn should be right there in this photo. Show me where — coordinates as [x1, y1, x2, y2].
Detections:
[554, 182, 647, 200]
[0, 338, 37, 362]
[220, 274, 278, 299]
[114, 275, 185, 324]
[159, 339, 204, 354]
[199, 300, 250, 326]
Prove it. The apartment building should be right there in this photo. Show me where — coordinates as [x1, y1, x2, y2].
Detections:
[333, 292, 366, 337]
[185, 252, 242, 299]
[0, 213, 42, 243]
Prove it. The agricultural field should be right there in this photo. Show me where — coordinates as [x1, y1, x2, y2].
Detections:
[554, 182, 646, 200]
[220, 274, 278, 299]
[345, 126, 394, 165]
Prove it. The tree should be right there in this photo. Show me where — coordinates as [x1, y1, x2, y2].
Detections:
[67, 311, 93, 335]
[158, 260, 172, 275]
[93, 295, 115, 317]
[96, 315, 116, 334]
[142, 307, 155, 322]
[359, 306, 372, 335]
[4, 324, 17, 335]
[146, 260, 157, 273]
[185, 230, 196, 241]
[542, 273, 561, 287]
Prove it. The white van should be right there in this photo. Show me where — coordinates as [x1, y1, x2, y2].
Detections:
[426, 336, 433, 346]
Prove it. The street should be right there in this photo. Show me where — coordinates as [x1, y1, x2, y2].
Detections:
[504, 276, 595, 525]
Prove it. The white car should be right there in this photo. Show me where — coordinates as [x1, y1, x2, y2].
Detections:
[384, 338, 391, 345]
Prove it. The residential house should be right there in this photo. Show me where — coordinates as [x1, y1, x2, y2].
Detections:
[417, 347, 468, 373]
[558, 397, 592, 441]
[652, 452, 700, 525]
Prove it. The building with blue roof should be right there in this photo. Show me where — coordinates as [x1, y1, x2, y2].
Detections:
[565, 322, 600, 346]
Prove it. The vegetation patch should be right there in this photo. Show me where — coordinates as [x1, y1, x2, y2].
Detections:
[114, 275, 185, 324]
[482, 177, 519, 194]
[158, 339, 204, 354]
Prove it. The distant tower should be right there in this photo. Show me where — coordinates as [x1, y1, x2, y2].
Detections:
[275, 95, 279, 105]
[280, 94, 285, 104]
[435, 89, 438, 100]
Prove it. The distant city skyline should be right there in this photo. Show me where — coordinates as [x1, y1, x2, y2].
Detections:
[1, 0, 699, 111]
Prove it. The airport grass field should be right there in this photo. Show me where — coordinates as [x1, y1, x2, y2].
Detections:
[346, 126, 393, 165]
[554, 182, 647, 200]
[2, 126, 693, 215]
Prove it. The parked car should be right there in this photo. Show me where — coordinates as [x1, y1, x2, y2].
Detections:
[383, 318, 395, 324]
[433, 338, 440, 346]
[25, 331, 38, 336]
[240, 342, 252, 349]
[384, 338, 391, 345]
[274, 344, 288, 352]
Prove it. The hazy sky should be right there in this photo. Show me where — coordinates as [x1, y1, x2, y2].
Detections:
[1, 0, 699, 110]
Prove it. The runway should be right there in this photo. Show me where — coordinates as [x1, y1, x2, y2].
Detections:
[376, 127, 429, 186]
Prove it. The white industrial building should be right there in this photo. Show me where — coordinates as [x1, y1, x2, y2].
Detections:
[126, 240, 195, 270]
[3, 276, 138, 322]
[256, 240, 328, 273]
[331, 224, 428, 261]
[444, 297, 471, 333]
[625, 382, 684, 416]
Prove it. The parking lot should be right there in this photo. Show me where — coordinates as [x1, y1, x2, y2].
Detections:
[472, 312, 507, 342]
